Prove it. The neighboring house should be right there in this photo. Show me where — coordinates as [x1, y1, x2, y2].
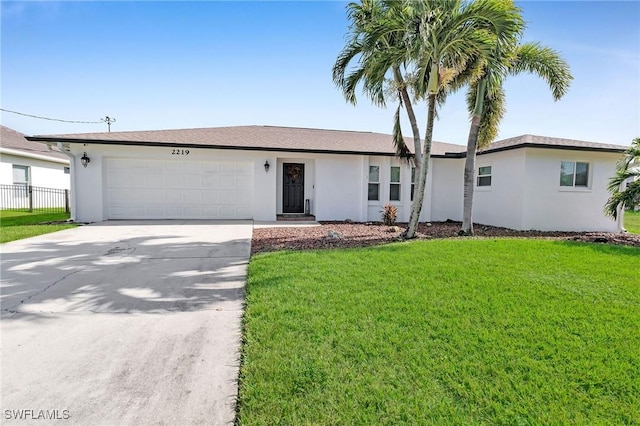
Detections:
[0, 125, 70, 189]
[27, 126, 627, 232]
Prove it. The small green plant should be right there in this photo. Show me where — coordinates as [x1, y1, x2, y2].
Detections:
[381, 204, 397, 226]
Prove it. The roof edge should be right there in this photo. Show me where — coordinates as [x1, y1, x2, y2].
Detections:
[479, 142, 627, 155]
[26, 136, 627, 158]
[27, 136, 406, 157]
[0, 146, 70, 164]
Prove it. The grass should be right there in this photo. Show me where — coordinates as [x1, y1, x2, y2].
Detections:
[624, 210, 640, 234]
[0, 210, 76, 243]
[238, 239, 640, 425]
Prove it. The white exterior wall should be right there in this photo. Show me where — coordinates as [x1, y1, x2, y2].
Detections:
[67, 143, 379, 223]
[365, 157, 423, 222]
[0, 153, 70, 189]
[66, 142, 622, 231]
[68, 144, 277, 222]
[521, 148, 620, 232]
[315, 154, 366, 222]
[429, 157, 465, 222]
[472, 150, 527, 230]
[473, 148, 620, 232]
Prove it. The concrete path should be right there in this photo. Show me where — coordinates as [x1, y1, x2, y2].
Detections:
[0, 221, 252, 425]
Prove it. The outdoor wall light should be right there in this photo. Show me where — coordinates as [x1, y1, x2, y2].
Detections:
[81, 152, 91, 168]
[264, 160, 270, 173]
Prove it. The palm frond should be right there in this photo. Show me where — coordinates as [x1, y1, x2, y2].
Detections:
[605, 137, 640, 219]
[511, 42, 573, 100]
[464, 73, 506, 148]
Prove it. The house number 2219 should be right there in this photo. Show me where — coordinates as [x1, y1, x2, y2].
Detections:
[172, 149, 190, 155]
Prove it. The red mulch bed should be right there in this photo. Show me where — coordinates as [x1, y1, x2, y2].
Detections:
[251, 221, 640, 254]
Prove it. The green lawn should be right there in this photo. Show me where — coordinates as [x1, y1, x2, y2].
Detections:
[238, 239, 640, 425]
[0, 210, 76, 243]
[624, 210, 640, 234]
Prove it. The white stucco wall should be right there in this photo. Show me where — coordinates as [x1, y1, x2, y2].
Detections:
[67, 143, 380, 223]
[472, 149, 527, 230]
[64, 142, 623, 231]
[68, 144, 280, 222]
[429, 157, 465, 222]
[521, 148, 620, 232]
[0, 153, 70, 189]
[315, 154, 366, 222]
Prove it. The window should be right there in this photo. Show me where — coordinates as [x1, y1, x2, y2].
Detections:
[477, 165, 492, 187]
[13, 165, 29, 186]
[560, 161, 589, 187]
[64, 167, 70, 174]
[368, 165, 380, 201]
[390, 166, 401, 201]
[410, 167, 416, 201]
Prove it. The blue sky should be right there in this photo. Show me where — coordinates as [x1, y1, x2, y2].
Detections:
[1, 1, 638, 147]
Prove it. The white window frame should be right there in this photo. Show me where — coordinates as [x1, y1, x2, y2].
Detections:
[368, 165, 380, 201]
[389, 166, 401, 201]
[410, 167, 416, 201]
[560, 161, 591, 190]
[477, 165, 492, 187]
[13, 165, 30, 186]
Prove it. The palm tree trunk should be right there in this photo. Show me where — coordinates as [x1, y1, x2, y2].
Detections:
[461, 78, 487, 236]
[394, 69, 422, 167]
[404, 93, 436, 239]
[461, 115, 481, 235]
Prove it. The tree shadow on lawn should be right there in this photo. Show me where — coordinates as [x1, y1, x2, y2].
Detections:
[1, 233, 250, 322]
[553, 238, 640, 257]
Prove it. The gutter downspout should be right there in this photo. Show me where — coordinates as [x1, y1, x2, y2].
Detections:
[53, 142, 77, 222]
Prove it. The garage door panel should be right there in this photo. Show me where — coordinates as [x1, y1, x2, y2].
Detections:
[236, 163, 253, 174]
[164, 162, 185, 172]
[184, 175, 201, 187]
[236, 190, 253, 204]
[237, 177, 252, 190]
[218, 176, 235, 187]
[202, 163, 219, 173]
[218, 163, 235, 173]
[236, 206, 253, 217]
[106, 158, 254, 219]
[202, 176, 219, 188]
[145, 172, 164, 184]
[218, 191, 236, 204]
[183, 190, 205, 204]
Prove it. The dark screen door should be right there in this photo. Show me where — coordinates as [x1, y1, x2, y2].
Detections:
[283, 163, 305, 213]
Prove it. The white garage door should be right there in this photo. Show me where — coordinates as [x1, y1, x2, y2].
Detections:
[105, 158, 254, 219]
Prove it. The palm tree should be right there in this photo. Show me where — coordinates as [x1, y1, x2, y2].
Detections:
[333, 0, 422, 166]
[335, 0, 524, 239]
[387, 0, 524, 238]
[605, 137, 640, 221]
[460, 42, 572, 235]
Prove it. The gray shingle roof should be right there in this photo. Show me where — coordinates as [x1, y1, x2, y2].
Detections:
[478, 134, 627, 154]
[28, 125, 466, 157]
[26, 126, 628, 157]
[1, 125, 69, 161]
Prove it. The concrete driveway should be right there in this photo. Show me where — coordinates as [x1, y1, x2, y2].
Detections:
[0, 220, 252, 425]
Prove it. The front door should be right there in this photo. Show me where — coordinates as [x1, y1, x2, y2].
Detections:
[283, 163, 305, 213]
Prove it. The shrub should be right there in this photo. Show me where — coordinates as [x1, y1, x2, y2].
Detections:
[381, 204, 397, 226]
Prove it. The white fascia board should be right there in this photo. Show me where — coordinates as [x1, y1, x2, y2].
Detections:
[0, 147, 70, 165]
